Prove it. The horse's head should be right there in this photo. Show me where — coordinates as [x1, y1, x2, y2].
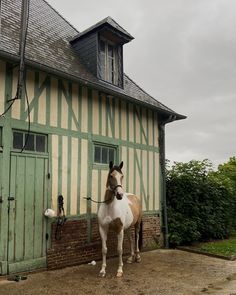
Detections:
[107, 161, 124, 200]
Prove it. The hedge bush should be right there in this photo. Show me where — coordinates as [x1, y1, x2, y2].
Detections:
[166, 160, 235, 246]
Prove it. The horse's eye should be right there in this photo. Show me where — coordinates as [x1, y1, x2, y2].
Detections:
[109, 175, 113, 178]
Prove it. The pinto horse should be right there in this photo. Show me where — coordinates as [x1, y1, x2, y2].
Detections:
[98, 161, 142, 277]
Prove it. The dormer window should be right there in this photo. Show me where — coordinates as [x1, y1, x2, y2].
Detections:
[70, 16, 134, 89]
[99, 39, 118, 85]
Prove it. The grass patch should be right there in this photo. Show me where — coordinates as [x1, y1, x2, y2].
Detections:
[197, 236, 236, 257]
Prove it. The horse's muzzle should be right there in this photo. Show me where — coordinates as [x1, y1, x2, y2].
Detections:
[116, 193, 123, 200]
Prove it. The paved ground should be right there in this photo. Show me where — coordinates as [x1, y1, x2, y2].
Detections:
[0, 249, 236, 295]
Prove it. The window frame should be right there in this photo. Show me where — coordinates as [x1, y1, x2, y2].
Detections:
[12, 130, 48, 154]
[99, 38, 119, 86]
[93, 142, 118, 169]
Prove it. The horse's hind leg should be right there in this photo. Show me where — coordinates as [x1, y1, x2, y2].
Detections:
[126, 227, 135, 263]
[99, 225, 108, 277]
[135, 222, 141, 263]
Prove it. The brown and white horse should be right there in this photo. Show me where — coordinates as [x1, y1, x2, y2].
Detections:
[98, 161, 142, 277]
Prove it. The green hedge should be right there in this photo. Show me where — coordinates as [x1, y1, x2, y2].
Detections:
[166, 160, 235, 246]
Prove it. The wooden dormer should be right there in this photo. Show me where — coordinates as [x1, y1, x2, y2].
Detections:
[70, 17, 134, 88]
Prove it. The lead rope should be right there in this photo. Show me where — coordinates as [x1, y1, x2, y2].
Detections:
[83, 184, 123, 204]
[55, 195, 67, 240]
[83, 197, 107, 204]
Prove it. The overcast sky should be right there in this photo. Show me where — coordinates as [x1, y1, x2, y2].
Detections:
[47, 0, 236, 168]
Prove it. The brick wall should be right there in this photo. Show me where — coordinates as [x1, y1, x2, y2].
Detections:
[47, 214, 161, 270]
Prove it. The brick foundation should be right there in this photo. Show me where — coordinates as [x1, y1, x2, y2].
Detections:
[47, 214, 161, 270]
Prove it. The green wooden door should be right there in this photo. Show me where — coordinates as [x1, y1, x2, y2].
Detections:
[7, 153, 49, 273]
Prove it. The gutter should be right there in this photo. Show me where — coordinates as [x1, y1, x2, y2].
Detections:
[0, 50, 186, 121]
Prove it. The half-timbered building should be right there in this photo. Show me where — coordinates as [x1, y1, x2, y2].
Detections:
[0, 0, 185, 274]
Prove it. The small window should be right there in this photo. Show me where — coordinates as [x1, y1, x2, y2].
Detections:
[94, 144, 116, 164]
[13, 131, 47, 153]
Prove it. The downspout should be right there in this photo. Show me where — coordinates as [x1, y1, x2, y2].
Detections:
[17, 0, 29, 99]
[159, 115, 176, 249]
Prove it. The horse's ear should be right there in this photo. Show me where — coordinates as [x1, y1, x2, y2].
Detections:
[119, 161, 123, 170]
[109, 161, 113, 170]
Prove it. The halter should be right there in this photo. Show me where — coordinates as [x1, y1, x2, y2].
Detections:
[109, 184, 123, 193]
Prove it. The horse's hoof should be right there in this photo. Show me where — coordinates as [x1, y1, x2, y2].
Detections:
[127, 256, 135, 264]
[135, 256, 141, 263]
[116, 271, 123, 278]
[99, 271, 106, 278]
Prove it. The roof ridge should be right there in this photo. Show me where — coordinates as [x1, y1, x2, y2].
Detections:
[106, 16, 133, 38]
[124, 73, 176, 113]
[42, 0, 79, 34]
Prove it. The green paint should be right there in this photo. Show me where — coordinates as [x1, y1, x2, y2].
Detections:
[45, 75, 51, 126]
[57, 80, 62, 129]
[33, 72, 40, 123]
[133, 148, 136, 194]
[67, 82, 73, 131]
[8, 257, 46, 274]
[109, 96, 115, 137]
[0, 62, 13, 274]
[67, 136, 72, 215]
[126, 146, 129, 192]
[153, 151, 156, 210]
[77, 138, 81, 214]
[146, 108, 149, 145]
[77, 85, 82, 214]
[98, 92, 102, 135]
[22, 71, 50, 122]
[8, 154, 48, 273]
[61, 80, 80, 131]
[46, 134, 52, 250]
[9, 120, 160, 155]
[78, 85, 82, 132]
[134, 149, 148, 209]
[133, 104, 136, 143]
[118, 99, 121, 139]
[126, 102, 129, 141]
[135, 105, 148, 145]
[87, 88, 93, 242]
[147, 150, 150, 210]
[58, 135, 62, 195]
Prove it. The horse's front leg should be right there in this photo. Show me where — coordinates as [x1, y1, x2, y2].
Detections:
[116, 229, 124, 277]
[99, 225, 108, 277]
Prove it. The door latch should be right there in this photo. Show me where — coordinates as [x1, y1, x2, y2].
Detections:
[8, 197, 15, 201]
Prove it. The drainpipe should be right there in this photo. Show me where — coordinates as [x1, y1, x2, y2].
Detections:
[159, 115, 176, 249]
[17, 0, 30, 99]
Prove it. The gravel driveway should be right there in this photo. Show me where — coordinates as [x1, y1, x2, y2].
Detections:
[0, 249, 235, 295]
